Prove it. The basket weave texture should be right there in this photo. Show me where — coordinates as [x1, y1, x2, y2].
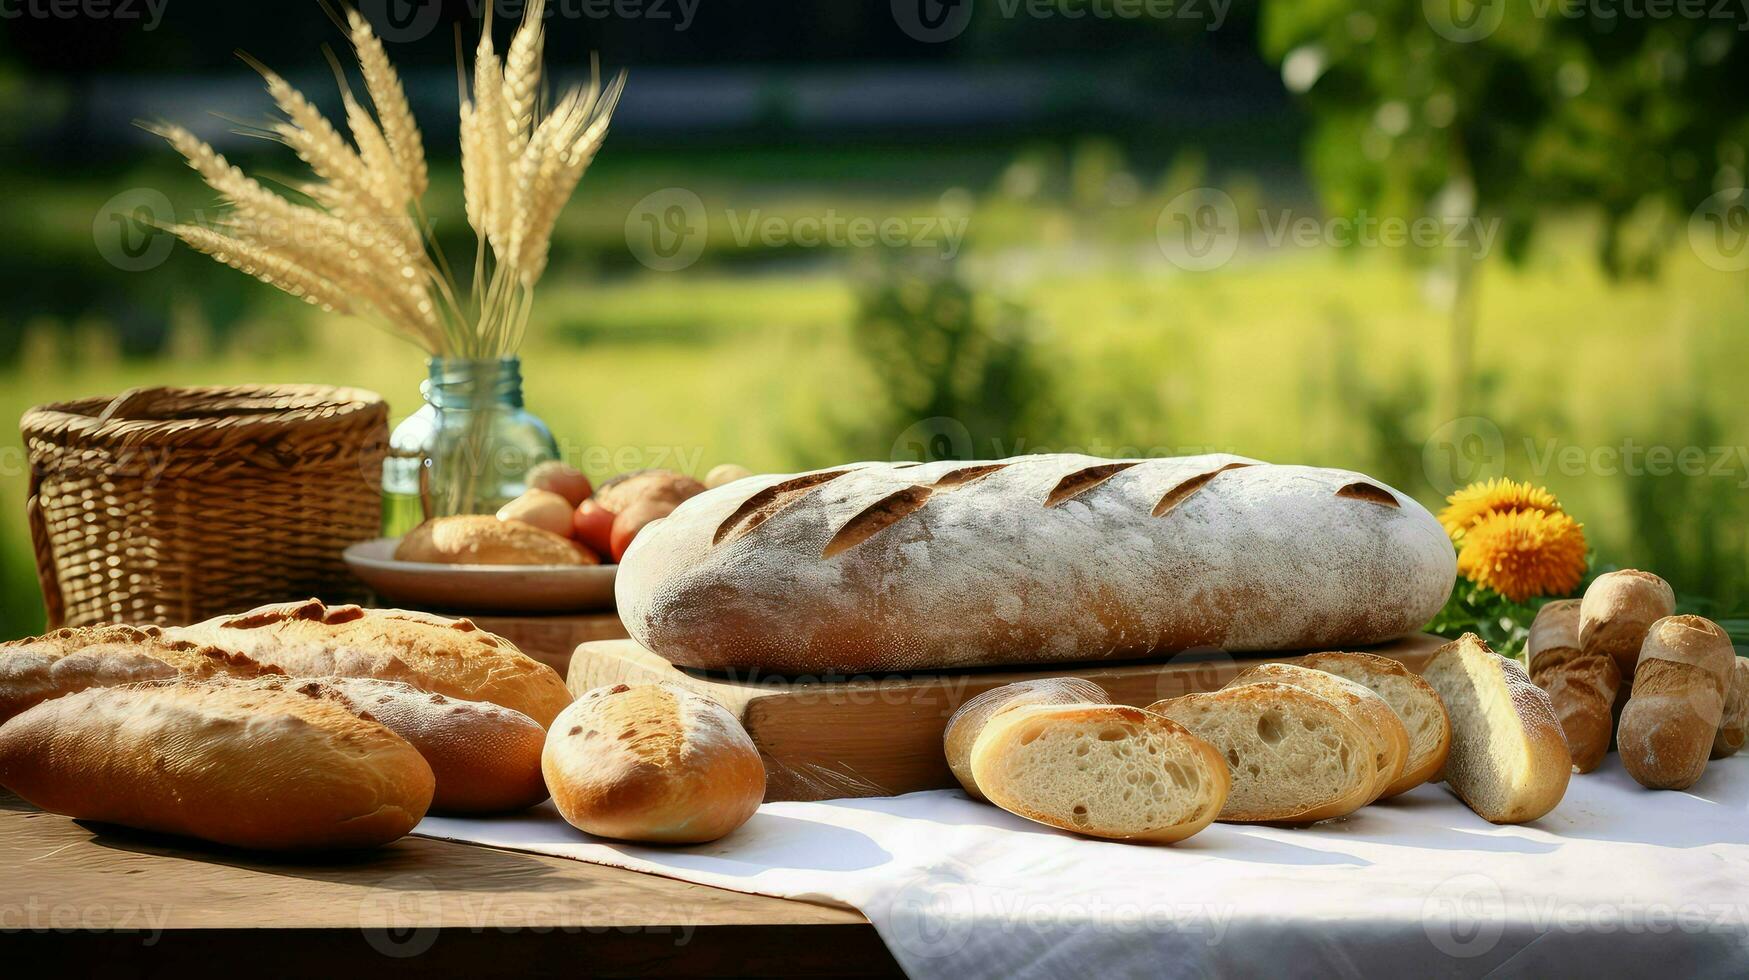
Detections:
[22, 385, 388, 628]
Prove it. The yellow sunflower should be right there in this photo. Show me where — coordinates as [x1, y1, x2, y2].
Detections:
[1438, 478, 1563, 540]
[1456, 509, 1589, 603]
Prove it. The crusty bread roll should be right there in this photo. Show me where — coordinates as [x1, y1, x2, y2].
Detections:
[0, 624, 275, 723]
[968, 703, 1228, 843]
[238, 676, 547, 813]
[543, 684, 765, 843]
[943, 677, 1108, 801]
[0, 682, 433, 849]
[595, 469, 706, 513]
[1225, 662, 1408, 803]
[1713, 658, 1749, 760]
[1619, 616, 1734, 789]
[1579, 570, 1675, 682]
[1526, 599, 1621, 774]
[1149, 683, 1376, 824]
[1421, 634, 1570, 823]
[167, 599, 573, 726]
[617, 455, 1456, 673]
[395, 515, 590, 566]
[1297, 651, 1451, 797]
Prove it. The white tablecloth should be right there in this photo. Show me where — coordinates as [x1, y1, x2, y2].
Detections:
[417, 759, 1749, 978]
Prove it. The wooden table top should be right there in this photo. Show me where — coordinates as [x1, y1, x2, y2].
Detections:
[3, 793, 899, 977]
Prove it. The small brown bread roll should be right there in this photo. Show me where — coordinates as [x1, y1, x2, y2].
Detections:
[595, 469, 706, 513]
[1297, 651, 1451, 797]
[0, 682, 433, 850]
[968, 703, 1228, 843]
[543, 684, 765, 843]
[240, 676, 548, 813]
[0, 624, 275, 723]
[168, 600, 574, 727]
[395, 515, 589, 566]
[1579, 570, 1675, 682]
[1713, 658, 1749, 760]
[1526, 599, 1621, 774]
[1225, 662, 1409, 803]
[1619, 616, 1735, 790]
[943, 677, 1109, 801]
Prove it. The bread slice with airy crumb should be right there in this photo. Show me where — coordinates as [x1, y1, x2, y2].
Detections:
[968, 704, 1228, 843]
[1298, 651, 1452, 797]
[1225, 662, 1409, 803]
[1149, 683, 1375, 824]
[1421, 634, 1571, 823]
[944, 677, 1109, 801]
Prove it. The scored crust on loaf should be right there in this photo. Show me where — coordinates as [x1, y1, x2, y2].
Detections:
[1297, 651, 1451, 796]
[617, 454, 1457, 673]
[1149, 684, 1376, 824]
[967, 704, 1229, 843]
[1225, 662, 1408, 803]
[166, 599, 574, 727]
[0, 625, 277, 723]
[395, 515, 587, 566]
[1421, 634, 1571, 823]
[943, 677, 1109, 801]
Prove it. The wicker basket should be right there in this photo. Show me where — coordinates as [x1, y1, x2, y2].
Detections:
[23, 385, 388, 628]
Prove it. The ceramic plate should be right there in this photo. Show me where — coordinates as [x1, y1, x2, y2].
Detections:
[343, 537, 617, 614]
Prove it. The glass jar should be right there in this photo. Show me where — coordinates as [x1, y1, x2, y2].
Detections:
[382, 357, 559, 536]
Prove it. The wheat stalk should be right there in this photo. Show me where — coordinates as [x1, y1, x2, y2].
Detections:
[347, 9, 427, 200]
[502, 0, 547, 156]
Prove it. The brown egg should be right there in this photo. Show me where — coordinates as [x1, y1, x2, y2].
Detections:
[705, 463, 754, 489]
[526, 461, 593, 507]
[497, 489, 575, 539]
[610, 500, 676, 562]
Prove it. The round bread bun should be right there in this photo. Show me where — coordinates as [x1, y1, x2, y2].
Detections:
[394, 515, 591, 566]
[594, 469, 705, 514]
[543, 683, 764, 843]
[1579, 569, 1675, 680]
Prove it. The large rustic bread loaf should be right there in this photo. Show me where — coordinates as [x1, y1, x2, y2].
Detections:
[1225, 662, 1408, 803]
[943, 677, 1109, 801]
[1713, 658, 1749, 760]
[1618, 616, 1734, 789]
[617, 455, 1456, 673]
[1149, 683, 1376, 824]
[1422, 634, 1570, 823]
[167, 600, 573, 726]
[0, 624, 275, 723]
[968, 703, 1228, 843]
[0, 681, 433, 849]
[1296, 651, 1450, 797]
[1527, 599, 1620, 774]
[543, 684, 765, 843]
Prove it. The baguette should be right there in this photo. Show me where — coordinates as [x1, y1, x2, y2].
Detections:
[968, 703, 1228, 843]
[0, 625, 275, 723]
[943, 677, 1109, 801]
[1618, 616, 1734, 789]
[395, 515, 588, 566]
[543, 684, 765, 844]
[1421, 634, 1570, 823]
[1149, 683, 1376, 824]
[239, 676, 548, 813]
[1225, 662, 1408, 803]
[1526, 599, 1620, 773]
[1713, 658, 1749, 760]
[617, 455, 1456, 673]
[1579, 570, 1675, 682]
[1297, 651, 1451, 797]
[0, 682, 433, 850]
[168, 599, 573, 726]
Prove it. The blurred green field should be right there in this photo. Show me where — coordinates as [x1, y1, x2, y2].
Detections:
[4, 207, 1744, 637]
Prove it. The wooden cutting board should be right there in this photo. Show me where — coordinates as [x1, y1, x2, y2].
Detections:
[567, 634, 1450, 802]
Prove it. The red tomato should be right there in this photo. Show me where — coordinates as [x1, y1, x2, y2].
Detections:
[610, 500, 675, 562]
[572, 499, 616, 558]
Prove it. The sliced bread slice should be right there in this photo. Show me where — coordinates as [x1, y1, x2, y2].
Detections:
[1226, 662, 1409, 803]
[1420, 634, 1571, 823]
[944, 677, 1108, 801]
[1148, 683, 1375, 824]
[968, 703, 1228, 843]
[1298, 651, 1452, 797]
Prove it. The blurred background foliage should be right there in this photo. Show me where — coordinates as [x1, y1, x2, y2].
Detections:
[0, 0, 1745, 636]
